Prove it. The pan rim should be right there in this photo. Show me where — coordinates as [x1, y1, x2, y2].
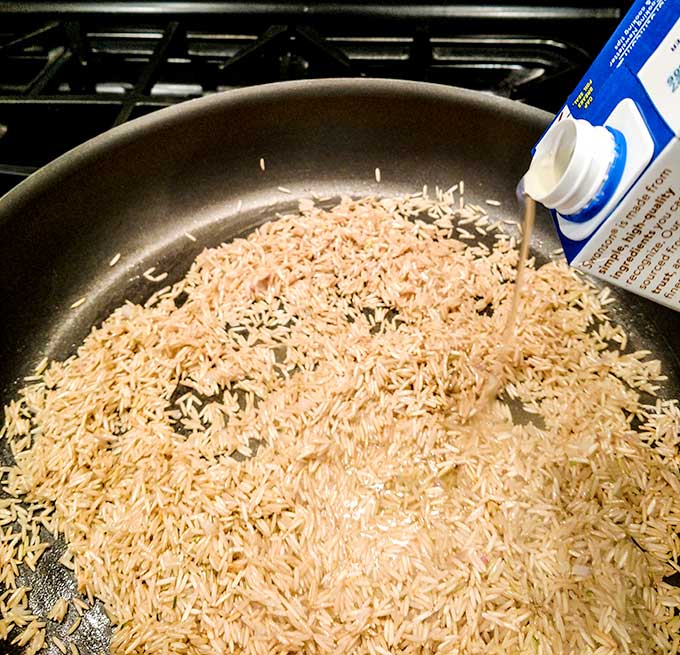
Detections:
[0, 78, 552, 215]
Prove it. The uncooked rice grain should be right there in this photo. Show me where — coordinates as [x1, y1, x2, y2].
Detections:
[72, 598, 88, 616]
[1, 193, 680, 655]
[143, 267, 168, 283]
[34, 357, 48, 375]
[47, 598, 68, 623]
[66, 616, 81, 635]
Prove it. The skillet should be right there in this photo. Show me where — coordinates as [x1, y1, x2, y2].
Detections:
[0, 79, 678, 653]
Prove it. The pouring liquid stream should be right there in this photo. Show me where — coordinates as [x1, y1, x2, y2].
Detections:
[473, 194, 536, 414]
[502, 194, 536, 346]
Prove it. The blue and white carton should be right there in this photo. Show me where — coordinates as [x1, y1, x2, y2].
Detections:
[524, 0, 680, 310]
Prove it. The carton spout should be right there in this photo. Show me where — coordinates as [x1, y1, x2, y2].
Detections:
[524, 118, 625, 221]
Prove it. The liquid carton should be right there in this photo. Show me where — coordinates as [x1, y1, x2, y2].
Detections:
[524, 0, 680, 310]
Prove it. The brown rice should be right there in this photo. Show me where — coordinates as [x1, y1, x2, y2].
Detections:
[1, 193, 679, 654]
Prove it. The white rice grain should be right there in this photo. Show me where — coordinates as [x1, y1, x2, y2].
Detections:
[143, 268, 168, 283]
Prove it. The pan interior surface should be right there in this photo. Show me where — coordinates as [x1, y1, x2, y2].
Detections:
[0, 80, 678, 654]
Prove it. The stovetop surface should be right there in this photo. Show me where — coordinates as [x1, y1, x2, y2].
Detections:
[0, 1, 631, 195]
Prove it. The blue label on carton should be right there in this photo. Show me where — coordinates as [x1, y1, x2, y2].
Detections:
[534, 0, 680, 310]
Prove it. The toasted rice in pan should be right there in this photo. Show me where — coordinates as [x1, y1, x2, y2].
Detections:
[1, 193, 680, 654]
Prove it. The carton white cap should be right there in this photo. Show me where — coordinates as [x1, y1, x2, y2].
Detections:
[524, 118, 623, 218]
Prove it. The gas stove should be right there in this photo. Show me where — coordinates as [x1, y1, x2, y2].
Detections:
[0, 1, 631, 197]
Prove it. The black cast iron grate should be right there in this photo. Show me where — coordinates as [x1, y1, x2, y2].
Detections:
[0, 2, 629, 195]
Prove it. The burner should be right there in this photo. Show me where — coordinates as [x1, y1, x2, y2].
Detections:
[0, 2, 629, 195]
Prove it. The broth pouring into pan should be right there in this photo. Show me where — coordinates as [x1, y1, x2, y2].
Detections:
[473, 193, 536, 415]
